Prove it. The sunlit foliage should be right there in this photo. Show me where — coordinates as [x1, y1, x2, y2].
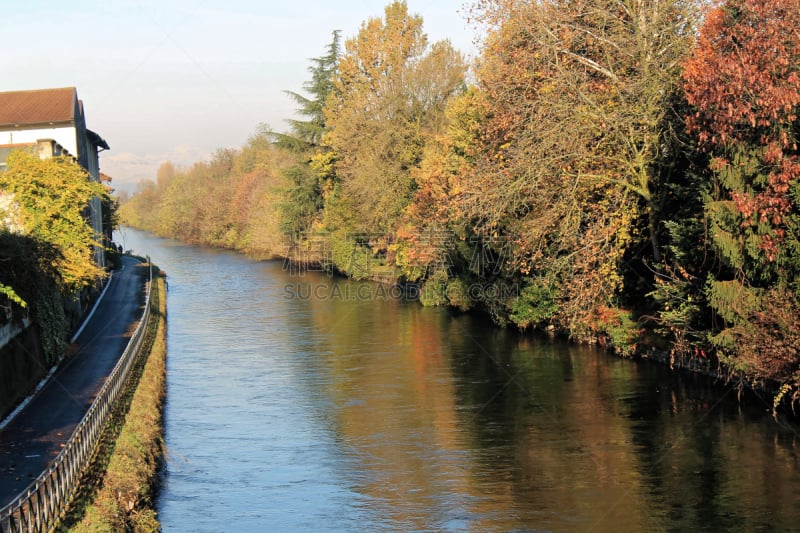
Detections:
[322, 1, 467, 237]
[0, 151, 106, 293]
[454, 0, 698, 343]
[120, 135, 293, 259]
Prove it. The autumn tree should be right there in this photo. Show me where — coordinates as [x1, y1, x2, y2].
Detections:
[119, 163, 177, 242]
[118, 179, 156, 229]
[393, 86, 490, 310]
[156, 161, 177, 191]
[452, 0, 698, 345]
[120, 132, 293, 259]
[322, 1, 467, 239]
[0, 151, 108, 360]
[683, 0, 800, 403]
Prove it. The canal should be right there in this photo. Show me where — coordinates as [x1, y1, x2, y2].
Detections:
[117, 227, 800, 532]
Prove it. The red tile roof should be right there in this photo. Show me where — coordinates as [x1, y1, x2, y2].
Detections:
[0, 87, 77, 127]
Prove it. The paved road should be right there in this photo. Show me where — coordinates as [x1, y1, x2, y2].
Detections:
[0, 256, 148, 507]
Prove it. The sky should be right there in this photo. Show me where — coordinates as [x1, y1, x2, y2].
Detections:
[3, 0, 480, 192]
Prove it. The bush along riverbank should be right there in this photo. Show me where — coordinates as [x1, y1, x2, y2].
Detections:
[59, 265, 167, 532]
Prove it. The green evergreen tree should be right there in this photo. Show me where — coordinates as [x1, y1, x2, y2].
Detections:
[273, 31, 341, 152]
[273, 31, 341, 236]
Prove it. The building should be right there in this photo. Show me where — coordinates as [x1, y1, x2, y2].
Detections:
[0, 87, 110, 266]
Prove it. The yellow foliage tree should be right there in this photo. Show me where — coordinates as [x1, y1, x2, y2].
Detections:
[1, 151, 106, 293]
[322, 1, 467, 236]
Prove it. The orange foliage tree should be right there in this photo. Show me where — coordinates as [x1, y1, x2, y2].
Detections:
[683, 0, 800, 404]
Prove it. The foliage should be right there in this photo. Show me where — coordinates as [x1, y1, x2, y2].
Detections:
[327, 230, 380, 280]
[683, 0, 800, 399]
[274, 31, 342, 237]
[419, 268, 449, 307]
[101, 190, 119, 240]
[646, 262, 705, 356]
[118, 180, 155, 231]
[279, 161, 322, 237]
[322, 1, 467, 235]
[0, 151, 106, 293]
[0, 231, 69, 362]
[120, 138, 293, 258]
[117, 0, 800, 411]
[394, 87, 483, 281]
[456, 0, 698, 337]
[33, 280, 70, 364]
[0, 282, 25, 310]
[274, 31, 341, 152]
[445, 278, 472, 312]
[0, 148, 106, 363]
[509, 277, 559, 329]
[589, 306, 642, 356]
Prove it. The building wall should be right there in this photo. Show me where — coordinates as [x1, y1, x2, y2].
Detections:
[0, 126, 78, 158]
[80, 133, 105, 267]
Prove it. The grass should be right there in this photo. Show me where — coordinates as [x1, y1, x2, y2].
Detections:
[57, 265, 167, 532]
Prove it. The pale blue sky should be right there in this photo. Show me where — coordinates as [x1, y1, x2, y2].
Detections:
[3, 0, 478, 189]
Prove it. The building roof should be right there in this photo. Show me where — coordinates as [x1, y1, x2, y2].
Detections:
[0, 87, 77, 128]
[86, 129, 110, 150]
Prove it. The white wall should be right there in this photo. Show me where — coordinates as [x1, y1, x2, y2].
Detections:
[1, 126, 78, 158]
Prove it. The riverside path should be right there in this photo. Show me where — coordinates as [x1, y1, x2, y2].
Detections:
[0, 256, 149, 507]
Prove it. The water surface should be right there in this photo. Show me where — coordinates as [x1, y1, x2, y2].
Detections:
[118, 228, 800, 532]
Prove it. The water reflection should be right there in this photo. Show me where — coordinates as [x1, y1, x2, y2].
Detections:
[116, 228, 800, 532]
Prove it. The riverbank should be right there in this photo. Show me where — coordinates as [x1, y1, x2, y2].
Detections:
[59, 265, 167, 532]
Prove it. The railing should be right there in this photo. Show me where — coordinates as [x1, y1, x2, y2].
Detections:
[0, 259, 154, 533]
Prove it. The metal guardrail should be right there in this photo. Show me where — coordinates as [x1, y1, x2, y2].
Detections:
[0, 259, 154, 533]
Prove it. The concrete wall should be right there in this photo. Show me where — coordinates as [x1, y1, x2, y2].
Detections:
[0, 319, 30, 349]
[0, 322, 45, 420]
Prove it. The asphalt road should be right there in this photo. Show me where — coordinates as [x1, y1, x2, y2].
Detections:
[0, 256, 148, 507]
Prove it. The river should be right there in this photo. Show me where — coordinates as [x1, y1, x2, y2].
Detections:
[116, 227, 800, 532]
